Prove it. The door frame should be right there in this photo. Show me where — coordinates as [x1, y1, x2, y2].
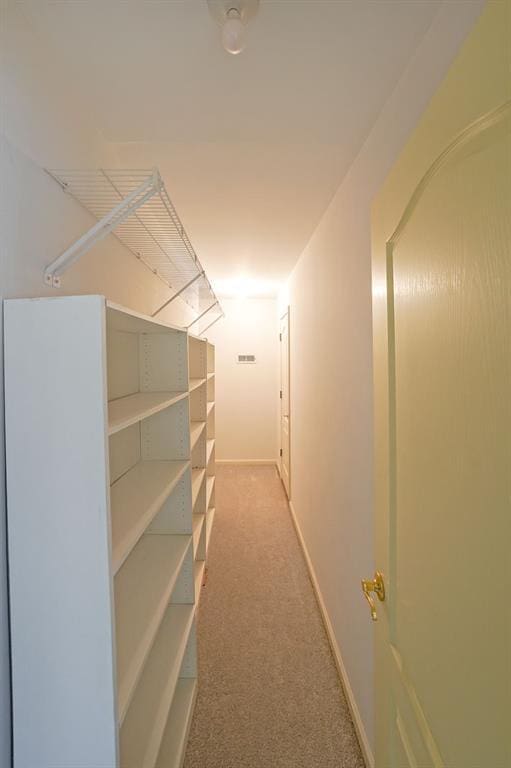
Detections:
[279, 307, 290, 498]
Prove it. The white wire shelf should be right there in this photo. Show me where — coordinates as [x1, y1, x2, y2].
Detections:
[45, 168, 224, 324]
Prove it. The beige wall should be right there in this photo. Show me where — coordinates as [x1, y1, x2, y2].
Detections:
[283, 3, 483, 763]
[0, 6, 196, 324]
[207, 297, 279, 463]
[0, 4, 195, 760]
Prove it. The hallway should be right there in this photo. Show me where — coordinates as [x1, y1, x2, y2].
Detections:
[184, 465, 364, 768]
[2, 4, 507, 766]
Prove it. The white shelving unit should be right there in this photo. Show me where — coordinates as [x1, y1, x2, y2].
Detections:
[188, 335, 216, 605]
[206, 342, 216, 555]
[3, 295, 216, 768]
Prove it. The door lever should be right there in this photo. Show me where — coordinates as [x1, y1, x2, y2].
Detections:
[361, 571, 385, 621]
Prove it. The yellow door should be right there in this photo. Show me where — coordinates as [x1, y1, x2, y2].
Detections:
[371, 3, 510, 766]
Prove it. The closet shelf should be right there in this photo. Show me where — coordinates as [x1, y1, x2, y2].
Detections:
[156, 678, 198, 768]
[44, 168, 224, 328]
[108, 391, 187, 435]
[206, 439, 215, 465]
[192, 514, 205, 556]
[190, 421, 206, 450]
[111, 460, 190, 573]
[206, 402, 215, 416]
[206, 508, 215, 551]
[189, 378, 206, 392]
[115, 535, 191, 723]
[120, 604, 195, 768]
[191, 469, 206, 509]
[206, 476, 215, 510]
[194, 561, 206, 605]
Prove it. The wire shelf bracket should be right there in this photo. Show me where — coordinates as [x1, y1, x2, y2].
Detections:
[44, 170, 160, 288]
[186, 300, 220, 329]
[200, 312, 224, 335]
[189, 300, 225, 337]
[43, 168, 223, 324]
[151, 270, 205, 318]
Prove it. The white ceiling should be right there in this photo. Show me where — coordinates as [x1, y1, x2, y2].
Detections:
[21, 0, 442, 289]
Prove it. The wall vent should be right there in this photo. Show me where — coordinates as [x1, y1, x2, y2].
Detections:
[237, 354, 256, 364]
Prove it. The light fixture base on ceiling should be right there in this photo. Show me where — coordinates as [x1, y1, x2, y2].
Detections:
[207, 0, 259, 55]
[207, 0, 259, 26]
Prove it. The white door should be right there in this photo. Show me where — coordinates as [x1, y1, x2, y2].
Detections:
[280, 310, 290, 497]
[371, 6, 511, 764]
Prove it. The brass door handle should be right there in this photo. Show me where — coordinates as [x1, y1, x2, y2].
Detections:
[361, 571, 385, 621]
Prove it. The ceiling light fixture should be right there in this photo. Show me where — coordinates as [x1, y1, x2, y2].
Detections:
[222, 8, 244, 55]
[207, 0, 259, 56]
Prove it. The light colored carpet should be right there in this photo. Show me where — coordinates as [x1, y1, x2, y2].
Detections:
[183, 465, 365, 768]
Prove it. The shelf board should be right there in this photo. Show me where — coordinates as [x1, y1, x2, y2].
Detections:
[115, 535, 191, 723]
[206, 401, 215, 416]
[190, 421, 206, 450]
[188, 331, 206, 343]
[111, 460, 189, 574]
[108, 391, 188, 435]
[206, 438, 215, 465]
[194, 560, 206, 605]
[192, 514, 205, 557]
[206, 507, 215, 553]
[191, 468, 206, 509]
[189, 378, 206, 393]
[207, 372, 215, 380]
[206, 476, 215, 510]
[155, 678, 197, 768]
[120, 604, 195, 768]
[107, 300, 184, 334]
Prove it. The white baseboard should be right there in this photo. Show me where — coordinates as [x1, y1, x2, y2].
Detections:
[216, 459, 278, 466]
[288, 500, 374, 768]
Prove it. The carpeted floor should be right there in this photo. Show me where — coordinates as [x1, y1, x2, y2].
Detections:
[183, 464, 365, 768]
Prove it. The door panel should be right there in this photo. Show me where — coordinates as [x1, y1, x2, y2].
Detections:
[372, 5, 511, 767]
[376, 99, 511, 768]
[388, 104, 510, 768]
